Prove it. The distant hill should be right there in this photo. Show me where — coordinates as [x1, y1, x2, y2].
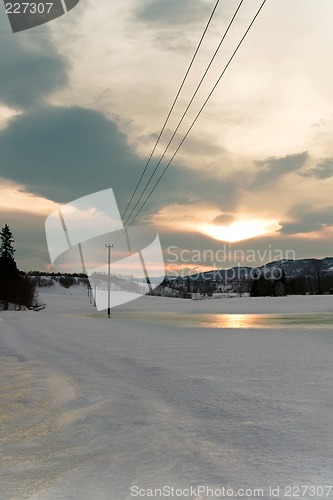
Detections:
[175, 257, 333, 282]
[152, 257, 333, 297]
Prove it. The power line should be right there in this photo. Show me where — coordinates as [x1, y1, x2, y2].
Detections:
[124, 0, 268, 229]
[121, 0, 245, 231]
[120, 0, 221, 224]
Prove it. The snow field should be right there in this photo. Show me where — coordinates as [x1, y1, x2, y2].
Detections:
[0, 289, 332, 499]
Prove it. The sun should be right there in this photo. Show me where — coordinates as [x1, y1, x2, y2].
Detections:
[199, 220, 280, 243]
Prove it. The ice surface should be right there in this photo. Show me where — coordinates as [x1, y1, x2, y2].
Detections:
[0, 290, 332, 499]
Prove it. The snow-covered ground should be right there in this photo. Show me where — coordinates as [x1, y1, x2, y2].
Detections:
[1, 287, 332, 500]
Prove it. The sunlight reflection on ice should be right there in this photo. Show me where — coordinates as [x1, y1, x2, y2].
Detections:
[75, 311, 333, 329]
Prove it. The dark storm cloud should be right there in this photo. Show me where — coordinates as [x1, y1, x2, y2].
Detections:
[299, 158, 333, 179]
[136, 0, 210, 26]
[0, 105, 239, 216]
[252, 151, 309, 187]
[0, 14, 68, 108]
[279, 204, 333, 235]
[0, 106, 144, 207]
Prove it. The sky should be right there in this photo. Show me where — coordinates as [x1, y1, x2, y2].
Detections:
[0, 0, 333, 273]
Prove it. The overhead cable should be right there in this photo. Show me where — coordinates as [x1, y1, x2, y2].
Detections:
[124, 0, 268, 228]
[120, 0, 222, 224]
[122, 0, 246, 230]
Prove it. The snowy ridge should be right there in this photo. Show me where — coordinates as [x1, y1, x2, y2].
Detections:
[177, 257, 333, 281]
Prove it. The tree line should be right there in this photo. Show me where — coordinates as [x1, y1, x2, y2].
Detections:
[150, 260, 333, 299]
[0, 224, 38, 310]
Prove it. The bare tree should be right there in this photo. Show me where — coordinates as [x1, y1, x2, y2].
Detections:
[305, 259, 326, 294]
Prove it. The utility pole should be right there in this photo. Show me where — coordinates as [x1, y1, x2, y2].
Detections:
[105, 244, 114, 318]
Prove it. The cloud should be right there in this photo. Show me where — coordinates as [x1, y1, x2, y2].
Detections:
[0, 105, 22, 129]
[0, 15, 68, 109]
[252, 151, 309, 187]
[213, 214, 235, 225]
[299, 158, 333, 179]
[0, 179, 58, 215]
[0, 104, 240, 218]
[149, 202, 280, 244]
[0, 106, 143, 205]
[311, 118, 326, 128]
[279, 204, 333, 235]
[136, 0, 210, 26]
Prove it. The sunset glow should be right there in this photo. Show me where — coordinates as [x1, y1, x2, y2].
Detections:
[199, 220, 280, 243]
[0, 181, 58, 215]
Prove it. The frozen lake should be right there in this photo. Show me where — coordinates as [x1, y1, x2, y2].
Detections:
[1, 291, 332, 500]
[85, 310, 333, 329]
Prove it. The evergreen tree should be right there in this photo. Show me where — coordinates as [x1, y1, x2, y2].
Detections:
[0, 224, 38, 310]
[0, 224, 15, 260]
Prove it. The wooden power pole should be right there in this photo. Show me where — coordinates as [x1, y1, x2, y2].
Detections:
[105, 244, 114, 318]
